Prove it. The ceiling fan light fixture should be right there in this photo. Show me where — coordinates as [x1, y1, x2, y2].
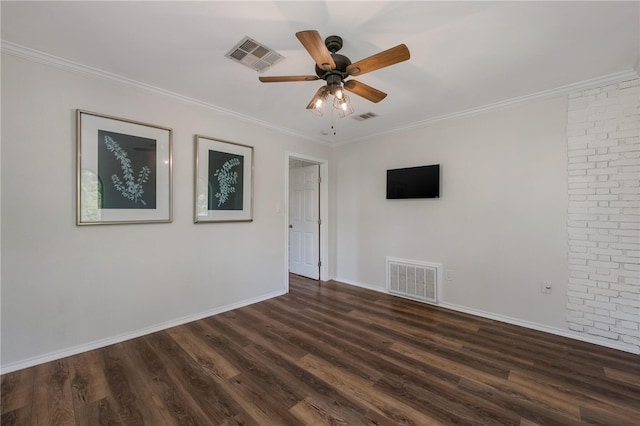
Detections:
[334, 94, 354, 118]
[328, 80, 344, 99]
[307, 87, 329, 116]
[312, 98, 326, 116]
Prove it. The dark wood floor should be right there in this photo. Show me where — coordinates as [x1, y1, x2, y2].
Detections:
[2, 275, 640, 425]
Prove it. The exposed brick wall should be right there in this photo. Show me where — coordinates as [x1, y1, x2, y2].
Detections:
[566, 77, 640, 351]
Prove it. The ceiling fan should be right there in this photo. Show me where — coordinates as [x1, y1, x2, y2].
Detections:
[259, 30, 410, 117]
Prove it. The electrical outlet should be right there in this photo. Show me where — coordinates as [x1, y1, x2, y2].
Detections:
[445, 269, 453, 281]
[541, 281, 552, 294]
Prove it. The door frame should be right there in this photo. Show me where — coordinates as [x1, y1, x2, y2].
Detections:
[284, 152, 329, 288]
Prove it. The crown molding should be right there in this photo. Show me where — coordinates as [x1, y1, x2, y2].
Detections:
[3, 40, 636, 148]
[1, 40, 330, 146]
[337, 68, 640, 146]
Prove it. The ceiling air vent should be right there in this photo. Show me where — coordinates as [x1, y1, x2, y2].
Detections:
[352, 112, 378, 121]
[225, 36, 284, 72]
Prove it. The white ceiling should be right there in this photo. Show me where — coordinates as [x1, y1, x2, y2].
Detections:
[2, 1, 639, 145]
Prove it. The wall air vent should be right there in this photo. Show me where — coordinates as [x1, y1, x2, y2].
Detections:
[225, 36, 284, 72]
[352, 112, 378, 121]
[387, 257, 442, 304]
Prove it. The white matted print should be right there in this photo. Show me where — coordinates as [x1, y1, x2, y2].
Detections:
[77, 110, 172, 225]
[194, 135, 253, 223]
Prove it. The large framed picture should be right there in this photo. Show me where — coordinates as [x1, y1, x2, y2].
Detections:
[194, 135, 253, 223]
[76, 110, 172, 225]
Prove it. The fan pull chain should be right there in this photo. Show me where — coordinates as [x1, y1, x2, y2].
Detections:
[331, 107, 336, 136]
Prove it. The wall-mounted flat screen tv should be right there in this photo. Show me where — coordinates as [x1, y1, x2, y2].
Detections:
[386, 164, 440, 199]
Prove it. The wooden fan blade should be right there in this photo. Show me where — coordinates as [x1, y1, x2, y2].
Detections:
[344, 80, 387, 103]
[296, 30, 336, 71]
[346, 44, 410, 76]
[259, 75, 319, 83]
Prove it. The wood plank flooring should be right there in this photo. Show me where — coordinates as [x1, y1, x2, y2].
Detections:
[2, 274, 639, 425]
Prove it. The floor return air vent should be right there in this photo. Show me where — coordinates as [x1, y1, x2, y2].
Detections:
[386, 257, 442, 304]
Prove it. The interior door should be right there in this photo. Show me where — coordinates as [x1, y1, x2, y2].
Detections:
[289, 164, 320, 279]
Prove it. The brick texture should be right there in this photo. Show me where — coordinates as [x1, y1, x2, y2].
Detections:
[566, 77, 640, 351]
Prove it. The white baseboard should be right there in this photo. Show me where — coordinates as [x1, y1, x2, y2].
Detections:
[334, 277, 639, 355]
[0, 289, 287, 375]
[5, 277, 636, 374]
[438, 302, 639, 354]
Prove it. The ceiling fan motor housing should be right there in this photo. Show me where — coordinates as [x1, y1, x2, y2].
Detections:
[314, 35, 352, 80]
[315, 53, 351, 79]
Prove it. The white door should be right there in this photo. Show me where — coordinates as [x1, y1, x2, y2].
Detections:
[289, 164, 320, 279]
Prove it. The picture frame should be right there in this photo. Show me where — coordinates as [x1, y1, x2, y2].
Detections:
[194, 135, 253, 223]
[76, 109, 172, 225]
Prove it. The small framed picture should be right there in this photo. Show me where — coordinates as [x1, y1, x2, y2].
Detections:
[76, 110, 172, 225]
[194, 135, 253, 223]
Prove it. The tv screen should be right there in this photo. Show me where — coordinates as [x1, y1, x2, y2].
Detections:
[386, 164, 440, 199]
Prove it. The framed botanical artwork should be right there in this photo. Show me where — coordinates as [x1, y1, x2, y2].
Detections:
[194, 135, 253, 223]
[76, 110, 172, 225]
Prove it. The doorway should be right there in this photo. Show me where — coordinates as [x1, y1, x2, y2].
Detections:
[286, 154, 328, 282]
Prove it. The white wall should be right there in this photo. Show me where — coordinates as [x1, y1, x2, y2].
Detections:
[2, 51, 636, 371]
[334, 96, 570, 329]
[0, 53, 331, 371]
